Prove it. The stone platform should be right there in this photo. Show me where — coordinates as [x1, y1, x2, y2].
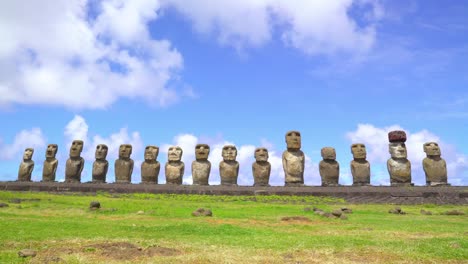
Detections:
[1, 182, 467, 205]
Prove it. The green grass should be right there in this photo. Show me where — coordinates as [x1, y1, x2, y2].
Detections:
[0, 191, 466, 263]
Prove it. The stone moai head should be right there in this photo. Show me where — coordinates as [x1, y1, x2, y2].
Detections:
[144, 145, 159, 161]
[69, 140, 84, 158]
[285, 130, 301, 150]
[95, 144, 108, 160]
[321, 147, 336, 160]
[388, 130, 407, 159]
[254, 147, 269, 162]
[23, 148, 34, 161]
[424, 142, 441, 156]
[45, 144, 58, 158]
[351, 143, 367, 159]
[195, 144, 210, 161]
[119, 144, 133, 159]
[168, 146, 183, 162]
[222, 145, 237, 161]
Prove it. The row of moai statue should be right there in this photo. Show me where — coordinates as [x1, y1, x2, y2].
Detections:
[17, 130, 449, 186]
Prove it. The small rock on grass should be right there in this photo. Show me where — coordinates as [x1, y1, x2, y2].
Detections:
[89, 201, 101, 210]
[0, 203, 9, 208]
[389, 207, 406, 214]
[137, 211, 144, 215]
[420, 209, 432, 215]
[192, 208, 212, 217]
[331, 210, 342, 217]
[442, 210, 465, 215]
[18, 249, 37, 258]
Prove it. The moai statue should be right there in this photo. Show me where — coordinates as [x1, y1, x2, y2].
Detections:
[387, 131, 412, 186]
[423, 142, 449, 186]
[165, 146, 184, 185]
[92, 144, 109, 183]
[319, 147, 340, 186]
[42, 144, 58, 182]
[18, 148, 34, 182]
[115, 144, 134, 183]
[192, 144, 211, 185]
[141, 145, 160, 184]
[219, 145, 239, 186]
[350, 143, 371, 186]
[65, 140, 84, 183]
[252, 147, 271, 187]
[282, 131, 305, 186]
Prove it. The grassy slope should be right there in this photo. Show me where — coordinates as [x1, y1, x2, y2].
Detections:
[0, 191, 466, 264]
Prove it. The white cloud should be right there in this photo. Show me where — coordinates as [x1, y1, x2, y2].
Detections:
[346, 124, 468, 185]
[162, 0, 382, 55]
[0, 128, 47, 160]
[0, 0, 183, 109]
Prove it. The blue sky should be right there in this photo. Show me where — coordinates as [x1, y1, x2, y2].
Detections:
[0, 0, 467, 185]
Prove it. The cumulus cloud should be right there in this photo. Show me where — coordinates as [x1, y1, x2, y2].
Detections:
[162, 0, 382, 54]
[0, 128, 47, 160]
[0, 0, 183, 109]
[346, 124, 468, 185]
[161, 133, 319, 186]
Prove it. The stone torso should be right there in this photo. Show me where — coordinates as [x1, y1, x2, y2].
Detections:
[319, 160, 339, 186]
[252, 162, 271, 186]
[65, 158, 84, 182]
[387, 158, 411, 185]
[165, 161, 184, 184]
[115, 159, 134, 183]
[92, 160, 108, 183]
[18, 161, 34, 181]
[42, 159, 58, 182]
[350, 160, 370, 185]
[282, 150, 305, 184]
[423, 158, 447, 184]
[192, 160, 211, 185]
[219, 161, 239, 186]
[141, 161, 160, 184]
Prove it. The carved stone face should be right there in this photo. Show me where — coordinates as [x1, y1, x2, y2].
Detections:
[23, 148, 34, 161]
[168, 146, 183, 161]
[46, 144, 58, 158]
[321, 147, 336, 160]
[119, 144, 132, 159]
[144, 145, 159, 161]
[424, 142, 441, 156]
[254, 147, 269, 162]
[222, 145, 237, 161]
[70, 140, 84, 158]
[351, 143, 367, 159]
[389, 142, 407, 159]
[195, 144, 210, 160]
[95, 144, 108, 160]
[286, 130, 301, 150]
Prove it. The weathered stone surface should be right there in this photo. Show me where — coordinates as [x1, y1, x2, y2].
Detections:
[283, 131, 305, 186]
[350, 143, 370, 186]
[18, 249, 37, 258]
[388, 130, 407, 143]
[165, 146, 184, 185]
[192, 208, 213, 217]
[65, 140, 85, 183]
[319, 147, 339, 186]
[141, 145, 160, 184]
[18, 148, 34, 182]
[423, 142, 449, 186]
[420, 209, 432, 215]
[331, 209, 342, 217]
[115, 144, 134, 183]
[219, 145, 239, 186]
[192, 144, 211, 185]
[42, 144, 58, 182]
[340, 214, 348, 220]
[387, 132, 412, 186]
[89, 201, 101, 210]
[92, 144, 109, 183]
[388, 207, 406, 214]
[252, 147, 271, 187]
[341, 208, 353, 214]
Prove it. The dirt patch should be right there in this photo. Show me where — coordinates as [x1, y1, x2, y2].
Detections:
[280, 216, 311, 222]
[31, 241, 182, 263]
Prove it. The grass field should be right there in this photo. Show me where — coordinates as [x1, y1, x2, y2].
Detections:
[0, 191, 466, 264]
